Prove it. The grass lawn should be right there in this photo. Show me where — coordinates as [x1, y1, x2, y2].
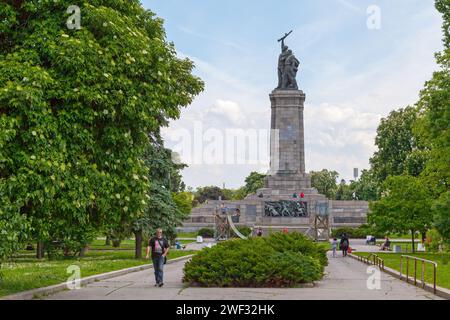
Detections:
[89, 238, 136, 250]
[386, 233, 421, 240]
[0, 249, 194, 297]
[354, 252, 450, 290]
[176, 232, 198, 238]
[89, 238, 195, 250]
[374, 241, 419, 253]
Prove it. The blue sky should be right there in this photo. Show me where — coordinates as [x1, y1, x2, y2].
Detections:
[142, 0, 444, 189]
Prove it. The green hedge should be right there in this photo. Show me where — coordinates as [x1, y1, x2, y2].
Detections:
[197, 228, 215, 238]
[331, 225, 385, 239]
[183, 232, 327, 287]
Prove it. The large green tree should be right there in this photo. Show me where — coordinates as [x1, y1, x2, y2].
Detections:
[194, 186, 228, 205]
[243, 172, 266, 195]
[0, 1, 203, 259]
[335, 179, 353, 201]
[366, 0, 449, 249]
[131, 132, 196, 258]
[370, 106, 426, 184]
[351, 170, 380, 201]
[413, 0, 450, 244]
[368, 175, 433, 252]
[310, 169, 339, 199]
[432, 192, 450, 249]
[230, 171, 267, 200]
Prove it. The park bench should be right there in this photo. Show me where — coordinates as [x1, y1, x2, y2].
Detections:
[365, 235, 376, 245]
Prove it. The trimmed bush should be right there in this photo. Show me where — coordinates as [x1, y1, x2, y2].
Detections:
[331, 225, 384, 239]
[264, 252, 323, 286]
[183, 232, 326, 287]
[265, 232, 328, 267]
[331, 227, 359, 239]
[197, 228, 215, 238]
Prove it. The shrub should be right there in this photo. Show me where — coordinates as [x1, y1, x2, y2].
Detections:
[331, 225, 384, 239]
[197, 228, 215, 238]
[264, 252, 323, 286]
[263, 232, 328, 267]
[332, 227, 361, 239]
[183, 232, 325, 287]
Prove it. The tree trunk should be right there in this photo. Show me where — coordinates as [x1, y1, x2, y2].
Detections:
[79, 246, 87, 257]
[63, 247, 70, 257]
[135, 230, 143, 259]
[105, 236, 110, 246]
[411, 230, 415, 254]
[36, 241, 44, 259]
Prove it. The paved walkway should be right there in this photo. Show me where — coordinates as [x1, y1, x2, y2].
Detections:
[46, 250, 441, 300]
[348, 239, 385, 253]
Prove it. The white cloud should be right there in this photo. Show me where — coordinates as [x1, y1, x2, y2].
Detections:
[206, 100, 247, 127]
[309, 10, 442, 116]
[180, 52, 262, 96]
[304, 102, 381, 177]
[306, 103, 382, 131]
[336, 0, 363, 13]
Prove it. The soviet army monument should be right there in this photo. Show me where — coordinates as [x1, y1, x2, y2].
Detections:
[183, 32, 369, 239]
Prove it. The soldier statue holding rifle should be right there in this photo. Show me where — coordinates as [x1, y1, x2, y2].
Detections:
[276, 31, 300, 90]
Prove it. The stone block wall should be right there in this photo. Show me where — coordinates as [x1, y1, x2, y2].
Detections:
[329, 200, 369, 228]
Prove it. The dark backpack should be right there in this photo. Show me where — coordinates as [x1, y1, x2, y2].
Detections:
[342, 239, 349, 247]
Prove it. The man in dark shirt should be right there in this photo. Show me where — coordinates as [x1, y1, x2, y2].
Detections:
[340, 233, 350, 257]
[146, 228, 169, 287]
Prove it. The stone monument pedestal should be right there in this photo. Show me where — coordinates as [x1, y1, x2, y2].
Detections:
[265, 89, 311, 190]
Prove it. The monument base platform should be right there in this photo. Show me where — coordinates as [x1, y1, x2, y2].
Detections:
[265, 172, 312, 190]
[182, 189, 369, 240]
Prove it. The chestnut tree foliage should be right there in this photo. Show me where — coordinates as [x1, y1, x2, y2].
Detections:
[0, 0, 203, 258]
[368, 0, 449, 245]
[413, 0, 450, 244]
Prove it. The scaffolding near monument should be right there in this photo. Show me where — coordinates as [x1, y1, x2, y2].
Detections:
[313, 202, 330, 241]
[214, 204, 249, 240]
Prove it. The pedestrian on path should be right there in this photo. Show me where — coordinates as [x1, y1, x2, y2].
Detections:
[340, 233, 349, 257]
[331, 238, 338, 257]
[146, 228, 170, 287]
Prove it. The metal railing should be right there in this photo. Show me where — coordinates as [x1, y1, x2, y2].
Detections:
[400, 255, 438, 294]
[356, 253, 385, 270]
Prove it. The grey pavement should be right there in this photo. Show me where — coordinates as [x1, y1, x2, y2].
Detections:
[45, 249, 441, 300]
[183, 239, 216, 251]
[348, 239, 385, 253]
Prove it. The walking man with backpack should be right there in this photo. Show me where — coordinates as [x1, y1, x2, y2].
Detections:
[340, 233, 350, 257]
[146, 228, 170, 287]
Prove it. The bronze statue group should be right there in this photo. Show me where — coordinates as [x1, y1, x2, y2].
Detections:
[277, 31, 300, 90]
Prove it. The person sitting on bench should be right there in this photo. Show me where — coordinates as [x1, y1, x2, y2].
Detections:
[380, 237, 391, 251]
